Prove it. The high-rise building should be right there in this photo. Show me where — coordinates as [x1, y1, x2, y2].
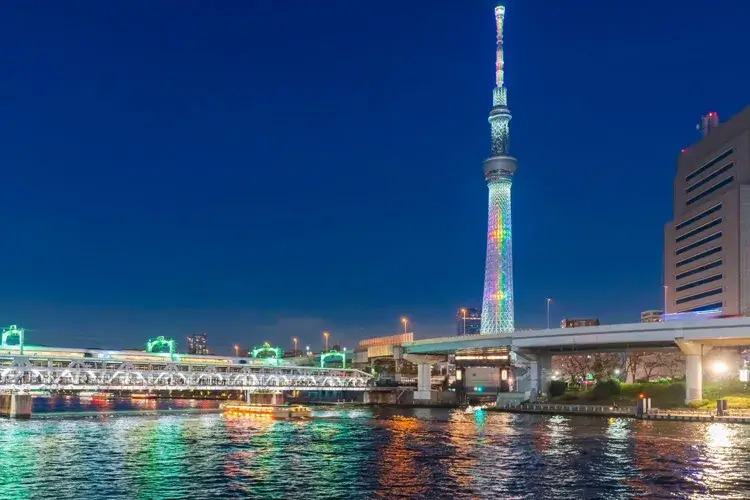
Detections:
[664, 107, 750, 315]
[481, 5, 516, 335]
[456, 308, 482, 335]
[186, 333, 208, 355]
[641, 310, 663, 323]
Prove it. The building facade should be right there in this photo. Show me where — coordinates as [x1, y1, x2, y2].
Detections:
[641, 310, 663, 323]
[186, 333, 208, 355]
[456, 308, 482, 335]
[560, 318, 600, 328]
[664, 107, 750, 315]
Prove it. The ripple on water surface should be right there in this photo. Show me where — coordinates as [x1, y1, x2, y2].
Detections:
[1, 405, 750, 499]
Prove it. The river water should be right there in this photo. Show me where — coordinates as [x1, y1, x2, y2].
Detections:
[1, 398, 749, 499]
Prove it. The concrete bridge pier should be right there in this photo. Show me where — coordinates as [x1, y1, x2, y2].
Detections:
[513, 352, 552, 401]
[404, 354, 445, 402]
[0, 393, 32, 419]
[677, 340, 712, 403]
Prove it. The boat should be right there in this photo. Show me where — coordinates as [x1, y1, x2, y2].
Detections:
[79, 391, 114, 400]
[221, 403, 311, 419]
[130, 393, 157, 400]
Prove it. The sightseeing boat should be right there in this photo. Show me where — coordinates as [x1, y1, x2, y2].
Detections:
[221, 403, 311, 419]
[79, 391, 114, 401]
[130, 393, 157, 400]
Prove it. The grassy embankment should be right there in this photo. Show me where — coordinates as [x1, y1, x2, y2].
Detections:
[551, 381, 750, 409]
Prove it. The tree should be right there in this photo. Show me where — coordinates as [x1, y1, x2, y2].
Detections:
[626, 352, 646, 382]
[591, 354, 621, 380]
[558, 354, 620, 383]
[662, 352, 685, 378]
[559, 355, 591, 383]
[641, 353, 667, 381]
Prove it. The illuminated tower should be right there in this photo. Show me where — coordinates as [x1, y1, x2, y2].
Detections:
[481, 5, 516, 335]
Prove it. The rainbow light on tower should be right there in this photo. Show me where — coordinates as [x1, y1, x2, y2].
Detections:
[481, 4, 516, 335]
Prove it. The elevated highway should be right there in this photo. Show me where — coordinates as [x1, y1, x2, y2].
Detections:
[401, 317, 750, 402]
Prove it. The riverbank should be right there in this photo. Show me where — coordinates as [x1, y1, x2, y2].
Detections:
[551, 381, 750, 410]
[489, 403, 750, 423]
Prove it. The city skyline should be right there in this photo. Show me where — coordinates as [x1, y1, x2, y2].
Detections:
[2, 2, 750, 351]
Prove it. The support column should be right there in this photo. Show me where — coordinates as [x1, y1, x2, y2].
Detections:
[0, 394, 31, 419]
[513, 352, 551, 400]
[414, 363, 431, 401]
[685, 354, 702, 403]
[404, 354, 444, 402]
[676, 340, 712, 403]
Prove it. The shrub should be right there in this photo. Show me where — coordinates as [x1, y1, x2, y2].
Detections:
[549, 380, 568, 398]
[591, 379, 621, 400]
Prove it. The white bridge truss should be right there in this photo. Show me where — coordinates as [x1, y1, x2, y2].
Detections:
[0, 356, 373, 392]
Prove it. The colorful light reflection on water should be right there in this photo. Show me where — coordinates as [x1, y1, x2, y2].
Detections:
[1, 403, 750, 498]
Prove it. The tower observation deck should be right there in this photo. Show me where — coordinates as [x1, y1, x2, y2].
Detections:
[481, 5, 516, 335]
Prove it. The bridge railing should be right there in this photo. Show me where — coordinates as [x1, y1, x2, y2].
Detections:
[0, 356, 374, 391]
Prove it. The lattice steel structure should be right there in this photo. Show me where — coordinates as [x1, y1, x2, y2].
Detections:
[0, 356, 373, 392]
[481, 5, 517, 335]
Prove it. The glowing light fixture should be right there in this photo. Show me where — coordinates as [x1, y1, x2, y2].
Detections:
[712, 361, 728, 374]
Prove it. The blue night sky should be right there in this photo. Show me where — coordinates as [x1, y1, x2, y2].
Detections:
[1, 1, 748, 353]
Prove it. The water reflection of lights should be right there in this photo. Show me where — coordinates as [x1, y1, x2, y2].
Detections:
[706, 423, 733, 448]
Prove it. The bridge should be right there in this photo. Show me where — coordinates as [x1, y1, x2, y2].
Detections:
[0, 356, 371, 392]
[0, 327, 373, 394]
[399, 316, 750, 403]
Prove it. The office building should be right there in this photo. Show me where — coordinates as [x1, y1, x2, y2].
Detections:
[664, 107, 750, 315]
[456, 308, 482, 335]
[560, 318, 599, 328]
[641, 310, 663, 323]
[186, 333, 208, 355]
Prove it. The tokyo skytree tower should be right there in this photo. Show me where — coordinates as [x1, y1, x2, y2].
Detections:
[480, 5, 516, 335]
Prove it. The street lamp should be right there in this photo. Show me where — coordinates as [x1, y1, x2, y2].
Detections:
[461, 308, 467, 335]
[546, 298, 552, 329]
[234, 344, 239, 357]
[323, 331, 329, 351]
[401, 317, 408, 335]
[663, 285, 668, 314]
[292, 337, 298, 356]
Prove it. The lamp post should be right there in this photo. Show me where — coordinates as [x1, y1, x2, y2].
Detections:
[546, 298, 552, 329]
[292, 337, 298, 356]
[323, 331, 329, 351]
[234, 344, 239, 357]
[461, 308, 467, 335]
[663, 285, 668, 315]
[401, 317, 408, 335]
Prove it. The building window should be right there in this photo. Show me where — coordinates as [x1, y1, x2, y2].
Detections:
[675, 232, 722, 255]
[686, 176, 734, 206]
[675, 218, 722, 243]
[686, 162, 734, 193]
[675, 203, 722, 231]
[678, 301, 723, 313]
[676, 259, 722, 279]
[675, 287, 722, 305]
[676, 247, 721, 268]
[675, 274, 723, 292]
[685, 148, 733, 182]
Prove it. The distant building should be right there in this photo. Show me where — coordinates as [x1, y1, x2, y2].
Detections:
[641, 310, 663, 323]
[456, 308, 482, 335]
[186, 333, 208, 355]
[560, 318, 600, 328]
